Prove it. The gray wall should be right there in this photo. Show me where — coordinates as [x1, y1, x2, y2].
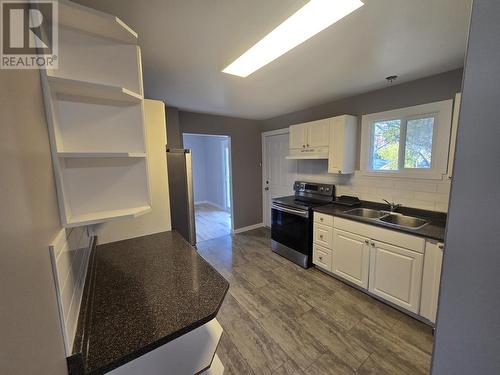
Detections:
[431, 1, 500, 374]
[166, 106, 182, 148]
[178, 111, 262, 229]
[0, 71, 67, 374]
[260, 69, 463, 131]
[183, 134, 208, 203]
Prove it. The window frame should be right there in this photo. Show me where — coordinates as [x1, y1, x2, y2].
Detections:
[360, 100, 453, 179]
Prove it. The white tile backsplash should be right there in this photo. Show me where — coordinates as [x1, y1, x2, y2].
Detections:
[296, 159, 450, 212]
[49, 226, 92, 354]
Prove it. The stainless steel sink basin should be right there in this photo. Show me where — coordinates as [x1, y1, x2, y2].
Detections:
[379, 214, 428, 229]
[345, 208, 386, 219]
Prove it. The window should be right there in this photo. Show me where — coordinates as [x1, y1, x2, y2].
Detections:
[361, 100, 453, 179]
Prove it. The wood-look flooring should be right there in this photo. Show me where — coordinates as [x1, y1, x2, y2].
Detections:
[197, 228, 433, 375]
[195, 203, 231, 242]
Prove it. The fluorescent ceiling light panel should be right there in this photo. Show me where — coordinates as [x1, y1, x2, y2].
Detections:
[222, 0, 364, 77]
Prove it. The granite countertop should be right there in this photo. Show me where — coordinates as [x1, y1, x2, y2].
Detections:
[69, 231, 229, 375]
[313, 201, 447, 242]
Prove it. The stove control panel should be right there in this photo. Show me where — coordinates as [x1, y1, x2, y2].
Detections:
[293, 181, 335, 197]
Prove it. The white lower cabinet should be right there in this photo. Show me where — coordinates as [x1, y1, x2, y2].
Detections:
[313, 214, 437, 319]
[420, 241, 444, 323]
[369, 241, 424, 313]
[332, 229, 370, 289]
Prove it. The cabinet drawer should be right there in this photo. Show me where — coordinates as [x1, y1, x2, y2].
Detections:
[313, 244, 332, 271]
[313, 223, 333, 249]
[314, 212, 333, 226]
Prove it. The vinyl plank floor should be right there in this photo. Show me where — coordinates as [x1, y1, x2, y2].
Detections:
[196, 228, 433, 374]
[195, 203, 231, 242]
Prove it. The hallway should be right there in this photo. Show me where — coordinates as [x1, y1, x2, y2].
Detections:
[195, 203, 231, 242]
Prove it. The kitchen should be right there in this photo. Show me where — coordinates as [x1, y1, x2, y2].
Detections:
[1, 1, 499, 375]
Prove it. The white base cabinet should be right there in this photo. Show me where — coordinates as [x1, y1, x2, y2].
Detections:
[420, 241, 444, 323]
[313, 213, 440, 320]
[332, 229, 370, 289]
[369, 241, 424, 313]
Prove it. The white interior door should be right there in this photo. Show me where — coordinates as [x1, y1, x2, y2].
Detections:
[263, 132, 297, 227]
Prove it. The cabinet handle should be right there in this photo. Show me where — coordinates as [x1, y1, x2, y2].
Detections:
[320, 217, 324, 222]
[302, 144, 305, 148]
[438, 244, 444, 250]
[319, 256, 323, 260]
[307, 144, 310, 147]
[319, 234, 324, 239]
[371, 242, 375, 247]
[338, 170, 342, 174]
[364, 240, 369, 244]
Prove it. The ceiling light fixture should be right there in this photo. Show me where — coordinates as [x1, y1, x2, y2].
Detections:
[222, 0, 364, 78]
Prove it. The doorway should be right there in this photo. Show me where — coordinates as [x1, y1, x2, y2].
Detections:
[262, 129, 298, 227]
[183, 133, 233, 242]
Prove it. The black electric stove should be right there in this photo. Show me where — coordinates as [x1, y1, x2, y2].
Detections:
[271, 181, 335, 268]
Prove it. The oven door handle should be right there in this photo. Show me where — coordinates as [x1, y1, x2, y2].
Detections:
[272, 203, 309, 218]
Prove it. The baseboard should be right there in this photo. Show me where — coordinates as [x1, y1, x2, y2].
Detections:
[232, 223, 264, 234]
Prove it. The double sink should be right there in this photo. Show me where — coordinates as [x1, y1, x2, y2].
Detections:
[343, 208, 429, 230]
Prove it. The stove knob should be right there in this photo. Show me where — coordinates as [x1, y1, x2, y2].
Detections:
[326, 188, 330, 191]
[320, 187, 324, 191]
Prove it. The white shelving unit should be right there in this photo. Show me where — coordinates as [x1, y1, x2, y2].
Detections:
[41, 0, 151, 228]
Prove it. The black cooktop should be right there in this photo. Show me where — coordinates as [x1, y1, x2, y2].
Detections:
[272, 195, 332, 210]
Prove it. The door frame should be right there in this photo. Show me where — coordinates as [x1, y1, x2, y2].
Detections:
[261, 128, 290, 227]
[183, 132, 234, 233]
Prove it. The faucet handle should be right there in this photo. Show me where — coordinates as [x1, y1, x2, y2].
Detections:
[382, 199, 391, 205]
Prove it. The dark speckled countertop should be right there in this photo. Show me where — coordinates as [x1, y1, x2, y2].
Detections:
[69, 231, 229, 375]
[313, 201, 447, 241]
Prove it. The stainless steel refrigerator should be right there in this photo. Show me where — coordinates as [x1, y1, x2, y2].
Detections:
[166, 148, 196, 245]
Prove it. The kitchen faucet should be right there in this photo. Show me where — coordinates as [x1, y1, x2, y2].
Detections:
[383, 199, 402, 212]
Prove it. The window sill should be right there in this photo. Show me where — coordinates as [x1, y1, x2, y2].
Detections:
[357, 170, 447, 180]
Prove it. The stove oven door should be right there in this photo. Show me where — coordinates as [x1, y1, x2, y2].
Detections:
[271, 203, 311, 265]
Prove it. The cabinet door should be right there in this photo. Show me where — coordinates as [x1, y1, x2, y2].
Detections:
[289, 124, 306, 149]
[369, 241, 423, 313]
[313, 223, 333, 249]
[306, 119, 330, 148]
[328, 115, 357, 174]
[332, 229, 370, 289]
[420, 241, 444, 323]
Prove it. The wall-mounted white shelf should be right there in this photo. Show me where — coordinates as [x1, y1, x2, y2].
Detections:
[57, 152, 146, 158]
[41, 1, 151, 228]
[59, 0, 137, 44]
[47, 75, 142, 103]
[66, 206, 151, 228]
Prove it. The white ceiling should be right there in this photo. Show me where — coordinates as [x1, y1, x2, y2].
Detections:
[74, 0, 471, 120]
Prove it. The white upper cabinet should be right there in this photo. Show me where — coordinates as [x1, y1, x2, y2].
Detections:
[289, 124, 307, 149]
[447, 93, 461, 180]
[287, 119, 330, 159]
[328, 115, 358, 174]
[41, 1, 151, 227]
[307, 119, 330, 148]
